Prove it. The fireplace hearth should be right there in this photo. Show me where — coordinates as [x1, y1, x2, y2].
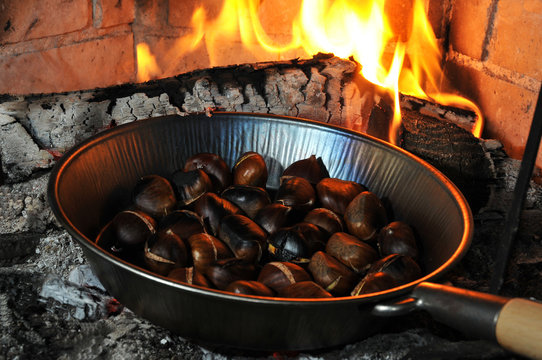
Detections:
[1, 1, 542, 359]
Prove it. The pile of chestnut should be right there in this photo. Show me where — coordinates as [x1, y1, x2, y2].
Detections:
[96, 152, 422, 298]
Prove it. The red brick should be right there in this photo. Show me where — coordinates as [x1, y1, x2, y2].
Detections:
[444, 60, 542, 168]
[0, 0, 90, 45]
[168, 0, 224, 27]
[135, 0, 168, 27]
[427, 0, 451, 39]
[449, 0, 493, 60]
[95, 0, 135, 28]
[0, 34, 135, 95]
[486, 0, 542, 80]
[524, 0, 542, 14]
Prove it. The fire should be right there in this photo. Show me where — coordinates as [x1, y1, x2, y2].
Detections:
[136, 0, 483, 142]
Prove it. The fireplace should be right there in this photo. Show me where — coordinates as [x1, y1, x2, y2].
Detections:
[1, 1, 542, 358]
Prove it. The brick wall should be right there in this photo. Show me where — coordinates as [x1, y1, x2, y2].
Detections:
[445, 0, 542, 169]
[0, 0, 541, 167]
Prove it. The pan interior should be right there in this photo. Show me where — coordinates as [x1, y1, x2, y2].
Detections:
[50, 113, 471, 295]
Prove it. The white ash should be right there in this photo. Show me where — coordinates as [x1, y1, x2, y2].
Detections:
[31, 230, 86, 279]
[0, 173, 55, 234]
[39, 274, 110, 321]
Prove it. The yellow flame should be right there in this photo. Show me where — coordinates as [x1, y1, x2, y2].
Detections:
[136, 43, 161, 83]
[136, 0, 483, 140]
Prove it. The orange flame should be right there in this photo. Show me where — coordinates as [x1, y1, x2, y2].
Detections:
[136, 0, 483, 141]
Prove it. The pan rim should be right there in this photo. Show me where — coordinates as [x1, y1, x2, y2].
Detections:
[47, 111, 473, 306]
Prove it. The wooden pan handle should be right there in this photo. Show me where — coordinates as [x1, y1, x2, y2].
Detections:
[374, 282, 542, 359]
[496, 298, 542, 360]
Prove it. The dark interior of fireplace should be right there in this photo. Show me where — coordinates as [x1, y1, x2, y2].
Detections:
[1, 1, 542, 359]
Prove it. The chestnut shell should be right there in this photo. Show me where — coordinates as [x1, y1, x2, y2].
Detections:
[316, 178, 365, 215]
[232, 152, 268, 188]
[282, 155, 329, 185]
[184, 152, 232, 193]
[344, 191, 388, 241]
[221, 185, 271, 219]
[132, 175, 177, 218]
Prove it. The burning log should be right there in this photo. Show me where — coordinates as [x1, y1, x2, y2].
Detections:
[0, 54, 493, 212]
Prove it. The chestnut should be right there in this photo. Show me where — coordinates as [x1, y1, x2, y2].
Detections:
[187, 233, 233, 273]
[110, 209, 156, 252]
[377, 221, 419, 260]
[144, 229, 188, 275]
[344, 191, 388, 241]
[289, 222, 327, 254]
[368, 254, 422, 286]
[132, 175, 177, 218]
[206, 258, 258, 290]
[303, 208, 344, 235]
[267, 227, 310, 262]
[168, 267, 211, 287]
[316, 178, 365, 215]
[232, 151, 268, 188]
[171, 168, 213, 206]
[225, 280, 274, 297]
[221, 185, 271, 219]
[194, 192, 242, 235]
[257, 261, 311, 292]
[159, 210, 206, 240]
[350, 271, 396, 296]
[282, 155, 329, 185]
[275, 176, 315, 214]
[253, 203, 295, 235]
[184, 152, 232, 192]
[325, 232, 378, 273]
[278, 281, 332, 298]
[308, 251, 358, 296]
[218, 214, 267, 263]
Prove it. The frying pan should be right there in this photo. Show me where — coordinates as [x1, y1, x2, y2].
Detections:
[47, 113, 542, 358]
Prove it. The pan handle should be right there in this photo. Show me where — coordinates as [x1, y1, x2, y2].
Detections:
[373, 282, 542, 360]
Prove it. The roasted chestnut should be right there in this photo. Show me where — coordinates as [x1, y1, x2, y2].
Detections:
[308, 251, 358, 296]
[159, 209, 206, 240]
[144, 229, 188, 275]
[368, 253, 422, 286]
[253, 203, 295, 235]
[171, 168, 213, 206]
[221, 185, 271, 219]
[257, 261, 311, 292]
[275, 176, 315, 214]
[109, 209, 157, 251]
[187, 233, 233, 273]
[184, 152, 232, 193]
[316, 178, 365, 215]
[278, 281, 332, 298]
[232, 151, 268, 188]
[350, 271, 396, 296]
[282, 155, 329, 185]
[225, 280, 274, 296]
[344, 191, 388, 241]
[218, 214, 267, 263]
[303, 208, 344, 235]
[325, 232, 378, 273]
[267, 227, 310, 262]
[206, 258, 258, 290]
[377, 221, 419, 260]
[168, 267, 211, 287]
[194, 192, 242, 235]
[132, 175, 176, 218]
[289, 222, 327, 254]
